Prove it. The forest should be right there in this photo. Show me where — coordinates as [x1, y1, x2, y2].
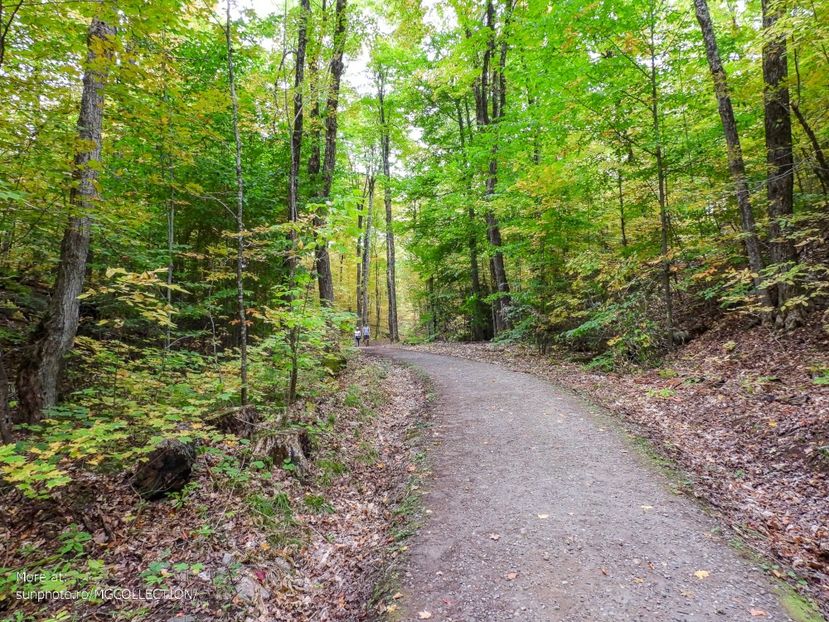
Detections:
[0, 0, 827, 619]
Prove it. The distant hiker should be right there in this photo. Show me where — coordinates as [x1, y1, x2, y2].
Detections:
[362, 324, 370, 346]
[354, 327, 361, 347]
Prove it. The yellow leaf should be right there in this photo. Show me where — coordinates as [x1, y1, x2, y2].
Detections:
[537, 513, 549, 519]
[693, 570, 710, 580]
[418, 611, 432, 619]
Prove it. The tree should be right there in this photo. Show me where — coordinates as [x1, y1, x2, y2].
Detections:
[761, 0, 800, 323]
[376, 66, 400, 342]
[315, 0, 347, 305]
[693, 0, 771, 307]
[225, 0, 249, 405]
[16, 16, 115, 423]
[287, 0, 310, 403]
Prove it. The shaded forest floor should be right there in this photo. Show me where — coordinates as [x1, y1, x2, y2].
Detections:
[407, 317, 829, 615]
[2, 357, 430, 621]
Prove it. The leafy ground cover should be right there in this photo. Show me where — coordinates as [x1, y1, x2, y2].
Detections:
[1, 356, 429, 621]
[408, 317, 829, 615]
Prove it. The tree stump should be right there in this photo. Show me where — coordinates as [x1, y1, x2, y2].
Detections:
[253, 429, 311, 477]
[212, 404, 260, 438]
[131, 439, 196, 499]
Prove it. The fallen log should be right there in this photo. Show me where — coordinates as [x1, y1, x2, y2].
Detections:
[130, 439, 196, 499]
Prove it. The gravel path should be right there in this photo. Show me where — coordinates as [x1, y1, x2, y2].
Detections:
[371, 347, 791, 622]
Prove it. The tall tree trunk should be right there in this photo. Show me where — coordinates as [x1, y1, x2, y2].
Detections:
[315, 0, 347, 305]
[762, 0, 800, 324]
[455, 100, 489, 341]
[163, 143, 175, 352]
[226, 0, 249, 405]
[374, 236, 381, 338]
[649, 19, 674, 344]
[306, 0, 326, 192]
[478, 0, 511, 335]
[287, 0, 310, 404]
[360, 174, 375, 331]
[693, 0, 772, 308]
[16, 17, 114, 423]
[377, 70, 399, 341]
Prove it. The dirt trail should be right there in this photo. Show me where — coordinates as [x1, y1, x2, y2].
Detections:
[371, 347, 792, 622]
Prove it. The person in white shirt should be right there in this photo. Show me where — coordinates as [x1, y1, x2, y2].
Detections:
[354, 327, 361, 347]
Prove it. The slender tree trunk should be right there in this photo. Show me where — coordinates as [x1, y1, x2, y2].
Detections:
[164, 148, 175, 352]
[16, 17, 114, 423]
[693, 0, 772, 308]
[315, 0, 347, 305]
[374, 237, 381, 338]
[455, 100, 488, 341]
[377, 71, 399, 341]
[226, 1, 249, 406]
[791, 104, 829, 191]
[649, 24, 674, 344]
[0, 0, 23, 70]
[0, 346, 11, 443]
[287, 0, 310, 404]
[762, 0, 800, 324]
[360, 174, 375, 331]
[618, 170, 628, 248]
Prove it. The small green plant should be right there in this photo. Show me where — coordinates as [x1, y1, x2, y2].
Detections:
[343, 384, 361, 407]
[316, 458, 348, 486]
[304, 494, 334, 514]
[140, 560, 170, 586]
[646, 387, 676, 399]
[57, 525, 92, 556]
[810, 364, 829, 385]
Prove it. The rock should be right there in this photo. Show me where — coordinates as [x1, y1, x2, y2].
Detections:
[235, 575, 270, 602]
[130, 439, 196, 499]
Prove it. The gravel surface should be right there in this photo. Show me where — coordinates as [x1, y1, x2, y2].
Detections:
[371, 347, 792, 622]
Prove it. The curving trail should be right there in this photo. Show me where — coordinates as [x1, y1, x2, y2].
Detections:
[370, 346, 791, 622]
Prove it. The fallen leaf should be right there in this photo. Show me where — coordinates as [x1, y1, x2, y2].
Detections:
[640, 505, 654, 511]
[750, 609, 768, 617]
[386, 604, 399, 613]
[600, 567, 608, 576]
[418, 611, 432, 619]
[489, 533, 501, 541]
[693, 570, 710, 580]
[537, 514, 549, 519]
[392, 592, 403, 600]
[505, 572, 518, 580]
